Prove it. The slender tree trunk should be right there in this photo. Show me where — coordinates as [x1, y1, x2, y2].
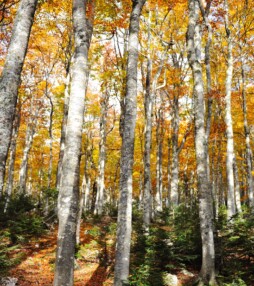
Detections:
[241, 59, 254, 208]
[53, 1, 94, 285]
[0, 0, 38, 195]
[167, 138, 171, 207]
[143, 36, 167, 225]
[224, 0, 236, 219]
[19, 98, 38, 194]
[76, 188, 84, 245]
[83, 174, 91, 211]
[187, 1, 217, 284]
[46, 91, 54, 189]
[94, 93, 108, 215]
[19, 121, 36, 193]
[143, 15, 153, 225]
[198, 0, 213, 184]
[170, 94, 180, 207]
[233, 155, 241, 213]
[114, 1, 146, 285]
[56, 70, 71, 190]
[155, 107, 163, 213]
[4, 106, 21, 211]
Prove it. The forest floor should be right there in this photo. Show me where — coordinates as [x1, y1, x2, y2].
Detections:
[1, 217, 199, 286]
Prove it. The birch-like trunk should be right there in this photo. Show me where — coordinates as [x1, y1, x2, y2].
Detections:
[94, 93, 108, 215]
[241, 60, 254, 208]
[224, 0, 236, 219]
[155, 107, 163, 213]
[143, 39, 167, 225]
[4, 107, 21, 211]
[0, 0, 38, 195]
[170, 94, 180, 207]
[46, 92, 54, 189]
[143, 21, 153, 225]
[187, 0, 216, 284]
[19, 121, 36, 193]
[114, 1, 146, 285]
[56, 71, 71, 190]
[53, 1, 94, 285]
[167, 138, 171, 207]
[19, 98, 38, 194]
[233, 155, 241, 213]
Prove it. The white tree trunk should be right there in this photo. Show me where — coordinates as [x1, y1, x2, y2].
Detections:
[143, 38, 153, 226]
[4, 107, 21, 211]
[94, 93, 108, 215]
[233, 155, 241, 213]
[19, 122, 36, 193]
[56, 71, 71, 190]
[170, 94, 180, 207]
[0, 0, 38, 195]
[155, 107, 163, 213]
[241, 59, 254, 208]
[224, 0, 236, 219]
[187, 0, 216, 284]
[53, 1, 94, 285]
[19, 98, 38, 193]
[114, 1, 146, 285]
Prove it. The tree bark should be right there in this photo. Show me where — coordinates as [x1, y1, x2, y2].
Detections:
[187, 0, 217, 284]
[4, 104, 21, 211]
[114, 1, 146, 285]
[0, 0, 38, 195]
[143, 12, 153, 226]
[94, 92, 109, 215]
[224, 0, 236, 219]
[170, 93, 180, 207]
[56, 69, 71, 190]
[53, 1, 94, 285]
[19, 98, 38, 193]
[19, 120, 36, 193]
[155, 106, 163, 213]
[241, 58, 254, 208]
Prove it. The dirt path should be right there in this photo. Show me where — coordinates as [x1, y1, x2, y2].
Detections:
[7, 222, 114, 286]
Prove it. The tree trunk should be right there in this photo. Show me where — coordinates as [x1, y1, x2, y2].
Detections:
[46, 90, 54, 189]
[187, 0, 216, 284]
[224, 0, 236, 219]
[4, 105, 21, 211]
[19, 120, 36, 193]
[114, 1, 146, 285]
[241, 58, 254, 208]
[233, 155, 241, 213]
[53, 1, 94, 285]
[143, 14, 153, 225]
[19, 98, 38, 193]
[155, 107, 163, 213]
[56, 70, 71, 190]
[143, 32, 167, 225]
[94, 92, 108, 215]
[0, 0, 38, 195]
[170, 94, 180, 207]
[167, 138, 171, 208]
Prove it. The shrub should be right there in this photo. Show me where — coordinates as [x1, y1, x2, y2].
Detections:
[8, 213, 47, 244]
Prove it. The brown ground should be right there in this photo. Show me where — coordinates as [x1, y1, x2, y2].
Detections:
[4, 221, 198, 286]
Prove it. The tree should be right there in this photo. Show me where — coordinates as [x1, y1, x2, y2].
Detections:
[114, 0, 146, 285]
[187, 0, 217, 284]
[53, 0, 94, 285]
[0, 0, 38, 196]
[224, 0, 236, 219]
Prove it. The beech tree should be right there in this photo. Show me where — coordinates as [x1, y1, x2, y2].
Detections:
[187, 0, 217, 284]
[114, 0, 146, 285]
[0, 0, 38, 195]
[53, 0, 94, 285]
